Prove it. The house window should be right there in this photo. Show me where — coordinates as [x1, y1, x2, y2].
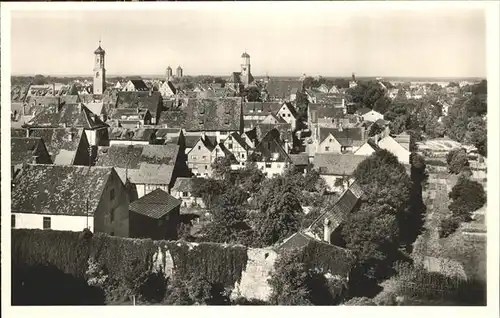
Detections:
[110, 208, 115, 222]
[228, 144, 233, 149]
[182, 191, 189, 197]
[199, 120, 204, 125]
[110, 189, 115, 201]
[205, 165, 208, 169]
[202, 156, 207, 160]
[277, 164, 281, 168]
[11, 215, 16, 228]
[225, 108, 230, 114]
[110, 232, 114, 236]
[43, 217, 51, 230]
[265, 162, 272, 168]
[325, 146, 330, 151]
[288, 114, 291, 117]
[200, 108, 205, 114]
[241, 153, 245, 158]
[329, 139, 332, 142]
[198, 146, 201, 150]
[225, 119, 230, 125]
[192, 155, 197, 160]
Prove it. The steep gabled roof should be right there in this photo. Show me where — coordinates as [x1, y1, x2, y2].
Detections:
[12, 164, 115, 216]
[171, 177, 195, 193]
[356, 107, 372, 116]
[11, 137, 50, 165]
[313, 153, 366, 176]
[266, 80, 304, 99]
[256, 122, 293, 142]
[184, 98, 243, 131]
[27, 103, 107, 130]
[129, 189, 181, 219]
[115, 91, 162, 115]
[128, 79, 149, 91]
[281, 102, 298, 118]
[319, 127, 366, 146]
[225, 132, 251, 151]
[243, 102, 283, 116]
[252, 131, 291, 163]
[30, 128, 87, 163]
[304, 181, 363, 234]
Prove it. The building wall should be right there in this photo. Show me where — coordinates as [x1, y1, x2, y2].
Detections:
[354, 143, 375, 156]
[224, 138, 248, 163]
[243, 114, 268, 121]
[11, 213, 95, 232]
[278, 105, 297, 131]
[129, 207, 179, 241]
[187, 139, 213, 177]
[94, 170, 130, 237]
[85, 130, 97, 146]
[184, 130, 235, 144]
[136, 184, 170, 199]
[316, 136, 342, 154]
[378, 137, 411, 164]
[256, 161, 289, 178]
[171, 190, 205, 208]
[159, 83, 175, 98]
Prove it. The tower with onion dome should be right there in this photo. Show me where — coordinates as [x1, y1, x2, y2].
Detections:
[93, 41, 106, 95]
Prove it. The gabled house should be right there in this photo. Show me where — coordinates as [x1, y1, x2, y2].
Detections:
[171, 177, 205, 208]
[313, 153, 367, 192]
[312, 126, 367, 155]
[255, 123, 293, 154]
[316, 132, 343, 154]
[11, 165, 130, 237]
[11, 137, 53, 178]
[377, 135, 411, 165]
[277, 102, 299, 131]
[353, 139, 378, 156]
[96, 144, 189, 198]
[123, 79, 150, 92]
[25, 103, 108, 147]
[129, 189, 181, 241]
[356, 107, 384, 122]
[250, 129, 292, 178]
[159, 80, 177, 99]
[223, 132, 251, 166]
[211, 142, 238, 166]
[186, 135, 217, 177]
[241, 129, 257, 149]
[114, 91, 163, 124]
[29, 128, 93, 166]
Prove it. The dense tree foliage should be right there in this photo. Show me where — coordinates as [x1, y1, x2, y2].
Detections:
[446, 148, 470, 175]
[448, 176, 486, 222]
[340, 150, 412, 296]
[252, 173, 304, 247]
[268, 250, 340, 305]
[346, 80, 391, 114]
[443, 81, 487, 156]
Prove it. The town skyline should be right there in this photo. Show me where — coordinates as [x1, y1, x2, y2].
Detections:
[11, 6, 486, 78]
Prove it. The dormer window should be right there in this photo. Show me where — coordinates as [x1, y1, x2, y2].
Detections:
[225, 108, 230, 114]
[225, 119, 230, 125]
[199, 120, 204, 125]
[199, 108, 205, 114]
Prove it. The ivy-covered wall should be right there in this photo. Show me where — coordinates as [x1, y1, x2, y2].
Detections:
[11, 229, 353, 304]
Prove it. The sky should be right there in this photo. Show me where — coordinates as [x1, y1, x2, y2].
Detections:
[10, 5, 486, 78]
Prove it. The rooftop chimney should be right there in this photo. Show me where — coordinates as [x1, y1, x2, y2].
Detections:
[32, 155, 39, 164]
[323, 218, 332, 243]
[26, 129, 30, 138]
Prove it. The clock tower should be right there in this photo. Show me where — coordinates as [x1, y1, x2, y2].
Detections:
[93, 41, 106, 95]
[240, 51, 252, 86]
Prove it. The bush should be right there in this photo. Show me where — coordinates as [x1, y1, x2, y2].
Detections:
[439, 217, 461, 238]
[447, 148, 469, 174]
[343, 297, 377, 306]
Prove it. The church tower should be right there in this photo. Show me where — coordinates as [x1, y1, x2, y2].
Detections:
[240, 51, 252, 86]
[93, 41, 106, 95]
